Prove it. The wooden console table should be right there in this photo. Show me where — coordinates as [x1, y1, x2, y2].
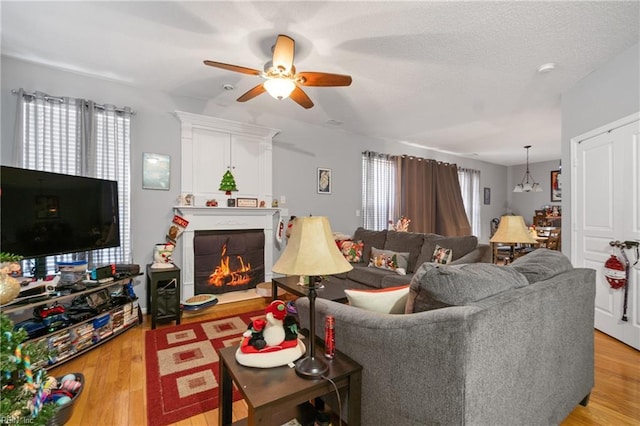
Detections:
[218, 344, 362, 425]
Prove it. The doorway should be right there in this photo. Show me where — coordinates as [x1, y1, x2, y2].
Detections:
[572, 113, 640, 349]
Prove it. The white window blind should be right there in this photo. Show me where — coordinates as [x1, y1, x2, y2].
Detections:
[362, 152, 397, 230]
[458, 167, 481, 236]
[17, 91, 132, 274]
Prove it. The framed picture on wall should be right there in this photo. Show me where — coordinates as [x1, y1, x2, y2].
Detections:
[483, 187, 491, 205]
[317, 168, 331, 194]
[143, 153, 171, 190]
[551, 170, 561, 201]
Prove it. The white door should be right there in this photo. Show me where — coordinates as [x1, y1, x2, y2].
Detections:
[573, 115, 640, 349]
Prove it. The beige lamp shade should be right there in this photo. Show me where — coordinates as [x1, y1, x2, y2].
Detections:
[489, 215, 538, 244]
[272, 216, 353, 276]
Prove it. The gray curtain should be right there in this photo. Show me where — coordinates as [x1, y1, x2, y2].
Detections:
[398, 156, 471, 236]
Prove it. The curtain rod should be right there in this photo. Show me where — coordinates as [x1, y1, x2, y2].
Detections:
[11, 89, 135, 115]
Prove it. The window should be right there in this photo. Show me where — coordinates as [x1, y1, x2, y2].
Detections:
[362, 151, 480, 235]
[362, 152, 397, 230]
[17, 91, 132, 273]
[457, 168, 481, 236]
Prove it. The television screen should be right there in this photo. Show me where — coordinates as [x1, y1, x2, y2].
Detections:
[1, 166, 120, 259]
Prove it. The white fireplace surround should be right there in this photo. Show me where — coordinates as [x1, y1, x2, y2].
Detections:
[174, 113, 280, 299]
[174, 206, 279, 299]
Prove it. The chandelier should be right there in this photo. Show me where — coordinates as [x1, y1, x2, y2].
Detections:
[513, 145, 542, 192]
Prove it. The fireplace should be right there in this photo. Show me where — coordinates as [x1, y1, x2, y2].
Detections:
[194, 229, 264, 294]
[174, 206, 279, 300]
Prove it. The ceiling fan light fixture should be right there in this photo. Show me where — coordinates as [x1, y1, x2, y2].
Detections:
[513, 145, 542, 193]
[264, 78, 296, 100]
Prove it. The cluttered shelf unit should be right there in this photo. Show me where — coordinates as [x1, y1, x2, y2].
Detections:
[1, 274, 142, 370]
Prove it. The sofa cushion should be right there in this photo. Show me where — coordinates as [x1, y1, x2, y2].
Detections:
[508, 248, 574, 284]
[384, 231, 425, 273]
[381, 273, 415, 288]
[416, 234, 478, 268]
[368, 247, 410, 275]
[353, 227, 387, 264]
[346, 265, 395, 289]
[405, 262, 529, 313]
[345, 284, 410, 314]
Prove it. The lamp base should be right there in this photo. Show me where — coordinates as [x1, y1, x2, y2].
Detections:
[295, 356, 328, 379]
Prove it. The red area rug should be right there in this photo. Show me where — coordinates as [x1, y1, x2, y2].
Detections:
[145, 310, 264, 426]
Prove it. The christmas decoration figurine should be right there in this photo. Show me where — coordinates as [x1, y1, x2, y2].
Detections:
[219, 169, 238, 196]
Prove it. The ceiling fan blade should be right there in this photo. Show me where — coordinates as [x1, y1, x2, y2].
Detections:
[203, 60, 261, 76]
[297, 72, 352, 87]
[272, 35, 295, 73]
[237, 84, 266, 102]
[290, 86, 314, 109]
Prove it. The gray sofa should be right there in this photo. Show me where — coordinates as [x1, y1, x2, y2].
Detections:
[297, 249, 595, 425]
[326, 227, 491, 292]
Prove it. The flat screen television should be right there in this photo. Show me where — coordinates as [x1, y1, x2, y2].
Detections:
[1, 166, 120, 269]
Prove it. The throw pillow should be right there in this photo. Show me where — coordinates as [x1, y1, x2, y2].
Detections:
[406, 262, 529, 313]
[353, 227, 388, 264]
[345, 285, 410, 314]
[416, 235, 478, 268]
[339, 240, 364, 263]
[508, 248, 574, 284]
[368, 247, 410, 275]
[432, 245, 453, 264]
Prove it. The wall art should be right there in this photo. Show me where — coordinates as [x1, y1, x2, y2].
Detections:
[143, 153, 171, 190]
[317, 168, 331, 194]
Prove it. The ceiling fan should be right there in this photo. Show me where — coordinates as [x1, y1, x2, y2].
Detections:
[204, 34, 352, 109]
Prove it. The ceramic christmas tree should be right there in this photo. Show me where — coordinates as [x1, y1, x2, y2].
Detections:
[219, 169, 239, 206]
[219, 169, 238, 195]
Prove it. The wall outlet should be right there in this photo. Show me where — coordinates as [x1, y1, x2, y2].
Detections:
[356, 209, 361, 217]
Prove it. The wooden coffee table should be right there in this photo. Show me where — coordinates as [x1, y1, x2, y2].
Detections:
[271, 275, 348, 303]
[218, 343, 362, 425]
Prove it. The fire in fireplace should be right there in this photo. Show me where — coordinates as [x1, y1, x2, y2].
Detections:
[194, 229, 265, 294]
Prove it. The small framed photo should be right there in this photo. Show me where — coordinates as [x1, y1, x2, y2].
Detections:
[551, 170, 562, 202]
[483, 187, 491, 205]
[317, 168, 331, 194]
[237, 198, 258, 208]
[142, 153, 171, 190]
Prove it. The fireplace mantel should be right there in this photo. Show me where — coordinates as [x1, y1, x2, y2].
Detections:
[174, 206, 280, 299]
[174, 206, 280, 216]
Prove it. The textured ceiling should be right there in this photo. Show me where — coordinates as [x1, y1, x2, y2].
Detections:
[2, 1, 639, 165]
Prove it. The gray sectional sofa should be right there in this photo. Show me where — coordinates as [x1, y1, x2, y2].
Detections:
[325, 227, 491, 292]
[298, 249, 596, 425]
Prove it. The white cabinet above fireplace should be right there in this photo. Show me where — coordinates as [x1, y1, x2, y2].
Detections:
[175, 112, 279, 205]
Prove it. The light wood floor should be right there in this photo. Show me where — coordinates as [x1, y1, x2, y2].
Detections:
[50, 298, 640, 426]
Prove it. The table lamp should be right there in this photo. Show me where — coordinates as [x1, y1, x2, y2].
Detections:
[272, 216, 353, 379]
[489, 215, 538, 262]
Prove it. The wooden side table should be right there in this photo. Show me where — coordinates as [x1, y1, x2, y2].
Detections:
[218, 344, 362, 426]
[146, 264, 181, 329]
